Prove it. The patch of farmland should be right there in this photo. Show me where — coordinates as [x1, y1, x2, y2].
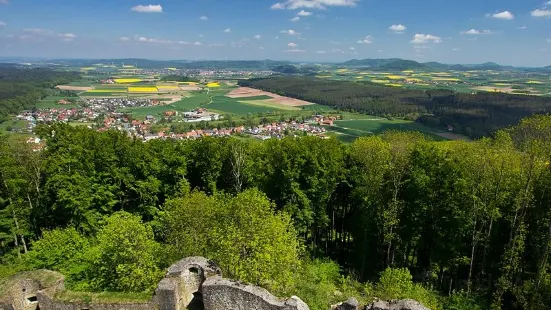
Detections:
[80, 92, 128, 97]
[325, 119, 450, 142]
[55, 85, 93, 91]
[237, 100, 301, 111]
[226, 87, 314, 106]
[207, 97, 291, 115]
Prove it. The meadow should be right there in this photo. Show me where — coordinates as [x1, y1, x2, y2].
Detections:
[207, 96, 294, 115]
[325, 119, 447, 142]
[37, 96, 79, 109]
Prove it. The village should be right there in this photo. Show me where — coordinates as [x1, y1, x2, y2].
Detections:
[21, 102, 336, 150]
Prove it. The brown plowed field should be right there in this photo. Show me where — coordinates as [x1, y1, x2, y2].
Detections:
[226, 87, 314, 106]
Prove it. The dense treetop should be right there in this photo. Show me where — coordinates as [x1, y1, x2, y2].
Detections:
[2, 117, 551, 308]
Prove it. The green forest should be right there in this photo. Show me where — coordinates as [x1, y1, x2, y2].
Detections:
[2, 116, 551, 309]
[0, 65, 80, 123]
[239, 77, 551, 139]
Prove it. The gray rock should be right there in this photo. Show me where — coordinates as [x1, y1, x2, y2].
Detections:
[333, 297, 360, 310]
[367, 299, 430, 310]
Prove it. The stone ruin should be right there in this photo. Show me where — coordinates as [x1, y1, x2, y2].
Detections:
[0, 256, 311, 310]
[332, 297, 430, 310]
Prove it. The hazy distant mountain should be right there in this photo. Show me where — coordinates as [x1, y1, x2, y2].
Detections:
[341, 58, 426, 70]
[47, 58, 291, 70]
[338, 58, 545, 72]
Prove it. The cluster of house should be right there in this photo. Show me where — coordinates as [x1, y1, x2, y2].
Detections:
[135, 119, 329, 142]
[16, 98, 167, 126]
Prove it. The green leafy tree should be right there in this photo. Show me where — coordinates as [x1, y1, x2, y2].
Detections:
[166, 189, 302, 293]
[90, 212, 162, 292]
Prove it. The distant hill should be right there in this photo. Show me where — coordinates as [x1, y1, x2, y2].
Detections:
[342, 58, 426, 70]
[339, 58, 530, 72]
[271, 65, 319, 75]
[48, 58, 291, 70]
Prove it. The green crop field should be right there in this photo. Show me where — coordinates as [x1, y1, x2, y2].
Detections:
[207, 97, 291, 115]
[37, 96, 79, 109]
[80, 92, 128, 97]
[121, 93, 211, 119]
[325, 119, 447, 142]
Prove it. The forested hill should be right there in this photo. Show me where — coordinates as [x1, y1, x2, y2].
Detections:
[0, 64, 79, 123]
[3, 117, 551, 309]
[239, 77, 551, 138]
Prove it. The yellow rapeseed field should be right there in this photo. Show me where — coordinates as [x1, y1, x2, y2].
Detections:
[114, 78, 143, 83]
[386, 75, 404, 80]
[207, 82, 221, 88]
[527, 81, 543, 84]
[385, 83, 403, 87]
[370, 79, 388, 83]
[402, 70, 414, 73]
[336, 69, 349, 73]
[156, 85, 181, 89]
[128, 86, 159, 92]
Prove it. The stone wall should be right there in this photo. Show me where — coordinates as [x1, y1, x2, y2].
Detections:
[1, 257, 308, 310]
[202, 276, 309, 310]
[35, 292, 154, 310]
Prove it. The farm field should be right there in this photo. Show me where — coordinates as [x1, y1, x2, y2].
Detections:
[325, 119, 455, 142]
[120, 93, 211, 119]
[37, 96, 79, 109]
[207, 96, 296, 115]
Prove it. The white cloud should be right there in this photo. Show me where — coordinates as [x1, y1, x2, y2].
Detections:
[411, 33, 442, 44]
[58, 33, 77, 41]
[518, 26, 527, 29]
[452, 48, 460, 51]
[532, 9, 551, 17]
[297, 10, 312, 16]
[491, 11, 514, 20]
[291, 16, 300, 22]
[271, 3, 285, 9]
[284, 49, 306, 52]
[461, 29, 493, 35]
[272, 0, 359, 10]
[356, 35, 373, 44]
[413, 45, 429, 49]
[23, 28, 54, 35]
[193, 41, 202, 46]
[0, 0, 8, 4]
[288, 42, 298, 47]
[280, 29, 300, 36]
[224, 28, 231, 33]
[259, 46, 265, 50]
[316, 50, 326, 54]
[254, 34, 262, 39]
[0, 21, 6, 27]
[137, 36, 174, 44]
[200, 16, 208, 21]
[131, 4, 163, 13]
[389, 24, 406, 33]
[349, 47, 355, 50]
[119, 37, 130, 41]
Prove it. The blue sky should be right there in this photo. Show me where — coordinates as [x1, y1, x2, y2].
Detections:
[0, 0, 550, 66]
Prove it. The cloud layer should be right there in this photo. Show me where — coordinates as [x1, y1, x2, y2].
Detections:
[131, 4, 163, 13]
[271, 0, 359, 10]
[411, 33, 442, 44]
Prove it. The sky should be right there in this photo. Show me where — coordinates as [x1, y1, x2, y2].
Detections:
[0, 0, 550, 66]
